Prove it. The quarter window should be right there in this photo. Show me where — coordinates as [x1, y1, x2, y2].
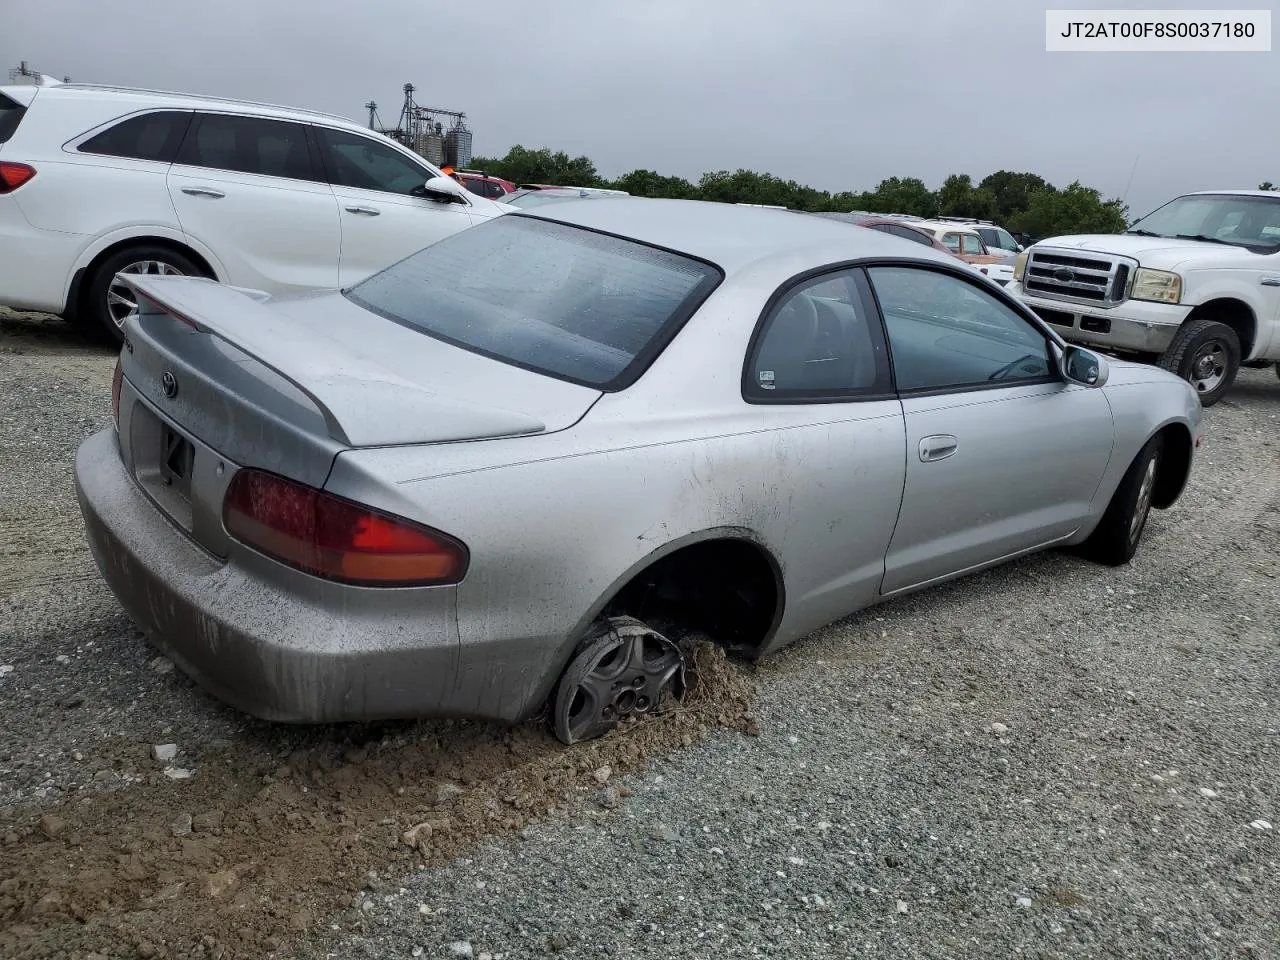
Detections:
[867, 266, 1053, 392]
[175, 113, 317, 181]
[317, 127, 433, 195]
[79, 110, 192, 162]
[745, 270, 890, 400]
[0, 93, 29, 145]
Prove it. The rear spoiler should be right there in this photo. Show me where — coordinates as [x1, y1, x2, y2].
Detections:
[120, 275, 547, 448]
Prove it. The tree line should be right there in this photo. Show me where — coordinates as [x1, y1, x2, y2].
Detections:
[468, 145, 1133, 239]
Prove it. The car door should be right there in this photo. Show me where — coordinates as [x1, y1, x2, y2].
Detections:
[865, 264, 1114, 595]
[166, 112, 340, 293]
[313, 126, 479, 287]
[742, 268, 908, 637]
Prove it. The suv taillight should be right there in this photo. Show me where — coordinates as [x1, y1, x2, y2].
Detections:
[111, 357, 123, 427]
[0, 162, 35, 193]
[222, 469, 468, 587]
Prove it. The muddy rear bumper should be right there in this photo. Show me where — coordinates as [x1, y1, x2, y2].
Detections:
[73, 427, 466, 724]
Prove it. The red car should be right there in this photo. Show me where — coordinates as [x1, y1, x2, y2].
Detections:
[450, 169, 516, 200]
[812, 212, 965, 260]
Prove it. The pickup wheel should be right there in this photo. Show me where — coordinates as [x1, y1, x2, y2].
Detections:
[1076, 433, 1165, 567]
[1157, 318, 1241, 407]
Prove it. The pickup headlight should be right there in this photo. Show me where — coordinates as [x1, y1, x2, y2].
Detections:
[1013, 251, 1028, 281]
[1131, 267, 1182, 304]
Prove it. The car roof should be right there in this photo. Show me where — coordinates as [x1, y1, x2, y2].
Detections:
[23, 81, 365, 130]
[518, 197, 958, 273]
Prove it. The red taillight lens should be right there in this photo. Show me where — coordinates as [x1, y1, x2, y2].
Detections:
[222, 469, 468, 587]
[0, 162, 36, 193]
[111, 357, 123, 426]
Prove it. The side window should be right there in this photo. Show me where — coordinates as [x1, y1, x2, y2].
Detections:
[317, 127, 433, 195]
[941, 233, 961, 252]
[997, 228, 1018, 250]
[78, 110, 192, 162]
[867, 266, 1053, 392]
[891, 224, 935, 246]
[960, 234, 985, 256]
[745, 270, 890, 401]
[0, 93, 29, 145]
[175, 113, 316, 181]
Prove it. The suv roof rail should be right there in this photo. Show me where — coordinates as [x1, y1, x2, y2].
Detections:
[935, 215, 994, 225]
[51, 82, 357, 125]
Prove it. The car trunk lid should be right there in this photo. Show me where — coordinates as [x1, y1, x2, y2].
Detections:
[114, 276, 601, 556]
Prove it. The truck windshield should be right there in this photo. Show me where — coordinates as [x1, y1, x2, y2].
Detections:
[1127, 194, 1280, 250]
[344, 214, 723, 390]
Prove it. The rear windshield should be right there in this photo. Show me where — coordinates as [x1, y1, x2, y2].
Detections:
[345, 215, 722, 390]
[0, 93, 27, 144]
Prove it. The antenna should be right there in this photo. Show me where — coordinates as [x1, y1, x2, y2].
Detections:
[364, 100, 379, 130]
[1121, 153, 1140, 205]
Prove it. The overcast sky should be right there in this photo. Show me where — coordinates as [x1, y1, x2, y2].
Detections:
[7, 0, 1277, 218]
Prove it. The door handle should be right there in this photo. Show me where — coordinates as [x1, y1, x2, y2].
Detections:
[345, 205, 380, 216]
[181, 187, 225, 199]
[1261, 277, 1280, 287]
[918, 435, 958, 462]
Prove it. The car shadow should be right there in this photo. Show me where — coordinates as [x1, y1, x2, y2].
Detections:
[0, 308, 117, 358]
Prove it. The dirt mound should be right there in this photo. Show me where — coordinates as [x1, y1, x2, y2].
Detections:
[0, 641, 756, 959]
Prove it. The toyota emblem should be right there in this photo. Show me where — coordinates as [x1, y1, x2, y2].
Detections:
[161, 371, 179, 399]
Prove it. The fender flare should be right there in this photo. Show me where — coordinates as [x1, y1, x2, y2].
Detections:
[66, 226, 228, 302]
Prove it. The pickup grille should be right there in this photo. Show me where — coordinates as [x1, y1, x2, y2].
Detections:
[1024, 248, 1135, 306]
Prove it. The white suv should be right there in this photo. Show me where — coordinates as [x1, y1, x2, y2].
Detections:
[0, 80, 507, 338]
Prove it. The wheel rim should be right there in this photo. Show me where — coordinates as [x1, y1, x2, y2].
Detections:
[1188, 340, 1228, 394]
[107, 260, 185, 328]
[553, 619, 685, 745]
[1129, 455, 1158, 545]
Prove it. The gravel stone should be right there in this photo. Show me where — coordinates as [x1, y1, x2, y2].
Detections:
[2, 309, 1279, 959]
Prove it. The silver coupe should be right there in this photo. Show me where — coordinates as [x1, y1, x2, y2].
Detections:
[74, 199, 1205, 744]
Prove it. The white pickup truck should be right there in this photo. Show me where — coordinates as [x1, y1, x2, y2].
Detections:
[1006, 189, 1280, 406]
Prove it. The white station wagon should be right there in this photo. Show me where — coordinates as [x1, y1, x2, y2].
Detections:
[0, 79, 506, 338]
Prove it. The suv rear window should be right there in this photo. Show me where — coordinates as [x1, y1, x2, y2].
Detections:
[0, 93, 27, 145]
[346, 215, 723, 390]
[79, 110, 192, 162]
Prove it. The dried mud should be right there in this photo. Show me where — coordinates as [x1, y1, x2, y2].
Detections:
[0, 640, 757, 960]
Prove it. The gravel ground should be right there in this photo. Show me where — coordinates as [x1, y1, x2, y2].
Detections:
[1, 306, 1278, 960]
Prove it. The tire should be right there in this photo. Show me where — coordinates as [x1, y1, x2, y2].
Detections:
[81, 245, 206, 342]
[1157, 318, 1241, 408]
[1077, 433, 1165, 567]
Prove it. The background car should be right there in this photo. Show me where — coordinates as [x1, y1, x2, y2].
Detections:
[76, 199, 1202, 748]
[452, 168, 516, 199]
[498, 186, 631, 209]
[0, 79, 508, 339]
[911, 220, 1015, 285]
[811, 211, 965, 257]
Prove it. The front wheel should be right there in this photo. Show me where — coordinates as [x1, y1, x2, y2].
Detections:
[81, 245, 205, 342]
[1076, 433, 1165, 567]
[1157, 318, 1241, 407]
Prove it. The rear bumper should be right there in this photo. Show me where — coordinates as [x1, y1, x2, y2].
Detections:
[0, 203, 80, 313]
[1008, 282, 1192, 354]
[74, 427, 468, 724]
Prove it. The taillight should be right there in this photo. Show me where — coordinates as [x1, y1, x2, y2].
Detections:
[0, 162, 35, 193]
[222, 469, 468, 587]
[111, 357, 123, 427]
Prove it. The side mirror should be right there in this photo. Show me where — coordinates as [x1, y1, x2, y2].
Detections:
[420, 176, 467, 203]
[1060, 344, 1109, 387]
